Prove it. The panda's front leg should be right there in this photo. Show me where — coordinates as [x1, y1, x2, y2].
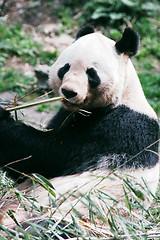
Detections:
[0, 107, 59, 181]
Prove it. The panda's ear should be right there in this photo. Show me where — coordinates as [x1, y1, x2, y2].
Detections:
[115, 28, 140, 57]
[76, 26, 95, 40]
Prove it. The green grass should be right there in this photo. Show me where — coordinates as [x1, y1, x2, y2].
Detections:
[139, 73, 160, 115]
[0, 21, 40, 66]
[0, 21, 57, 67]
[0, 69, 36, 97]
[0, 19, 57, 98]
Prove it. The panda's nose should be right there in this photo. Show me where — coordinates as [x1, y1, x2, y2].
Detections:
[62, 88, 78, 99]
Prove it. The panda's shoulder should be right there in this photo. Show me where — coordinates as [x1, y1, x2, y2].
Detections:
[96, 105, 159, 138]
[107, 105, 159, 128]
[47, 105, 159, 135]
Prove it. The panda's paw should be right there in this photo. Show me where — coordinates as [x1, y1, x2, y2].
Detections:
[0, 107, 10, 120]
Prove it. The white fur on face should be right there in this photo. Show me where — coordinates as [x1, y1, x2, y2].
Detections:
[49, 33, 126, 111]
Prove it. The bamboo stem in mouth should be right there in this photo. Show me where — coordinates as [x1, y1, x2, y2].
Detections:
[7, 96, 64, 112]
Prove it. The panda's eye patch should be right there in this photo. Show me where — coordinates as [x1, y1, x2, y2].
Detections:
[58, 63, 70, 80]
[86, 68, 101, 88]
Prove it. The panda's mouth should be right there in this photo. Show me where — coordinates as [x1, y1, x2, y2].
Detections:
[62, 98, 86, 110]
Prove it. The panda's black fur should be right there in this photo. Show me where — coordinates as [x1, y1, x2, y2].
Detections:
[0, 27, 159, 183]
[0, 105, 159, 182]
[58, 63, 70, 80]
[75, 25, 95, 40]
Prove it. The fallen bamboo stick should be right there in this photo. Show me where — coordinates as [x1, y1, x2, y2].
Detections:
[7, 96, 64, 112]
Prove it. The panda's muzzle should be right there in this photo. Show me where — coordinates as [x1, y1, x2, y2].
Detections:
[61, 87, 86, 108]
[62, 96, 88, 110]
[60, 76, 88, 110]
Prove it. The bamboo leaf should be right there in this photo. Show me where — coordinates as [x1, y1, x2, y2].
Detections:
[7, 210, 20, 227]
[123, 185, 131, 213]
[32, 173, 55, 190]
[123, 179, 145, 201]
[32, 173, 56, 197]
[15, 190, 28, 213]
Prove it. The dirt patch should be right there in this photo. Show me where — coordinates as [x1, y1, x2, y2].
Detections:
[1, 0, 59, 26]
[5, 56, 35, 77]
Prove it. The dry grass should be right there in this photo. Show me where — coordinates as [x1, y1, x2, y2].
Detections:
[0, 170, 160, 240]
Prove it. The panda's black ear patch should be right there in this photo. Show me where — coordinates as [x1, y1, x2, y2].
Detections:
[115, 28, 140, 57]
[76, 26, 95, 40]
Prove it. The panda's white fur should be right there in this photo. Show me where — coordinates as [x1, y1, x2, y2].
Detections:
[50, 32, 157, 119]
[0, 27, 159, 231]
[121, 59, 157, 119]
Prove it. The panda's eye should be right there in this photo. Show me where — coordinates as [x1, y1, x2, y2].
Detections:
[58, 63, 70, 80]
[86, 68, 101, 88]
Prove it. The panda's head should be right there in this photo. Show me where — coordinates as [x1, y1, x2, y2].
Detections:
[49, 26, 140, 111]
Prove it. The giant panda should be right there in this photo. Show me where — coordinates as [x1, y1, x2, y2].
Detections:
[0, 26, 159, 230]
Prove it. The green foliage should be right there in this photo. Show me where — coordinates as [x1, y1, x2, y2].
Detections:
[57, 0, 160, 29]
[81, 0, 160, 26]
[40, 50, 58, 65]
[0, 20, 58, 67]
[139, 73, 160, 115]
[32, 173, 56, 197]
[0, 171, 14, 197]
[0, 20, 57, 96]
[0, 21, 40, 66]
[0, 68, 35, 96]
[60, 8, 75, 29]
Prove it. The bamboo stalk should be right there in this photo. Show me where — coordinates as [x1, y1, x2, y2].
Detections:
[7, 96, 64, 112]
